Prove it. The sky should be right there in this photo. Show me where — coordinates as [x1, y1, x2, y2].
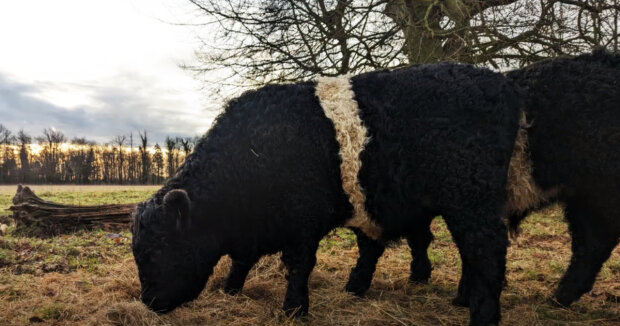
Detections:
[0, 0, 219, 144]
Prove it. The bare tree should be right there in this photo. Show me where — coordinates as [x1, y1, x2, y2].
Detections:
[37, 128, 66, 183]
[113, 135, 127, 184]
[101, 144, 115, 183]
[0, 124, 17, 183]
[69, 145, 96, 184]
[0, 124, 14, 145]
[71, 137, 95, 146]
[165, 136, 179, 178]
[16, 130, 31, 146]
[187, 0, 620, 92]
[139, 131, 151, 184]
[186, 0, 404, 96]
[17, 130, 32, 183]
[179, 137, 195, 158]
[152, 143, 164, 184]
[128, 132, 136, 184]
[175, 137, 185, 169]
[67, 137, 96, 183]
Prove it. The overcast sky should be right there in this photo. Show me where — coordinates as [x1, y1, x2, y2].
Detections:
[0, 0, 219, 144]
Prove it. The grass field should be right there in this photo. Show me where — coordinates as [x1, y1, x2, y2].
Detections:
[0, 185, 618, 325]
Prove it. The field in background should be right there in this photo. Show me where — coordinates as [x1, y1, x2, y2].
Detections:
[0, 186, 618, 325]
[0, 185, 159, 215]
[0, 185, 161, 194]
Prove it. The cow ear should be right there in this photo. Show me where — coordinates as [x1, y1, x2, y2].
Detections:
[163, 189, 191, 231]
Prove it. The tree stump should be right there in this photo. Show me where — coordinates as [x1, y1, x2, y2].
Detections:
[9, 185, 137, 235]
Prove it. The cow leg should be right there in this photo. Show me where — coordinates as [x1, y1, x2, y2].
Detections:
[553, 201, 619, 306]
[224, 257, 259, 295]
[452, 260, 472, 307]
[281, 241, 319, 317]
[451, 249, 506, 308]
[407, 217, 434, 283]
[345, 228, 386, 296]
[443, 209, 508, 326]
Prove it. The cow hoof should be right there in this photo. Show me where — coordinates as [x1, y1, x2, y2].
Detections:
[549, 296, 572, 308]
[344, 282, 369, 297]
[282, 303, 308, 318]
[223, 286, 241, 296]
[451, 295, 469, 307]
[410, 263, 431, 284]
[409, 275, 430, 284]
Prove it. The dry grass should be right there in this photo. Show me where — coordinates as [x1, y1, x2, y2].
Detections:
[0, 188, 618, 325]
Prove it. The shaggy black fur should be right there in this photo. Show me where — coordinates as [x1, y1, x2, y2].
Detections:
[131, 63, 522, 325]
[347, 49, 620, 309]
[507, 49, 620, 306]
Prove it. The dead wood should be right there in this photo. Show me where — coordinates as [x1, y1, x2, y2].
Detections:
[9, 185, 137, 235]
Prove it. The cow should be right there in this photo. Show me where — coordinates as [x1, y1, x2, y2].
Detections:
[345, 49, 620, 309]
[131, 62, 523, 325]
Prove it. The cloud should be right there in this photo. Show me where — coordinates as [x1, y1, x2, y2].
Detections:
[0, 72, 217, 144]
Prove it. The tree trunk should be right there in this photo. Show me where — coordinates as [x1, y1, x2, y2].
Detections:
[384, 0, 521, 64]
[384, 0, 447, 63]
[9, 185, 137, 236]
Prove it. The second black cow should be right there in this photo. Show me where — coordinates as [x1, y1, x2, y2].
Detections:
[346, 50, 620, 309]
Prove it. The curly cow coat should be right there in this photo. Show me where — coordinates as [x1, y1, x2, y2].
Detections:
[131, 63, 522, 326]
[346, 49, 620, 309]
[506, 49, 620, 306]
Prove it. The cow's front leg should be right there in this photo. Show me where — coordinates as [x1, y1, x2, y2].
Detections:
[281, 242, 319, 317]
[224, 257, 258, 295]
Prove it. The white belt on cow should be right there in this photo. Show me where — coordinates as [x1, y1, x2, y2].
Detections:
[315, 76, 382, 240]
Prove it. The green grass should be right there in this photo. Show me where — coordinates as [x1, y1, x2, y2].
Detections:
[0, 184, 159, 212]
[0, 193, 12, 215]
[0, 229, 133, 276]
[36, 303, 70, 320]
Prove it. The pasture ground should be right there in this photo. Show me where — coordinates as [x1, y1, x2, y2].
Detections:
[0, 185, 618, 325]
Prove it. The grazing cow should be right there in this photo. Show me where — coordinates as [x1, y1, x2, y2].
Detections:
[346, 49, 620, 309]
[131, 63, 522, 325]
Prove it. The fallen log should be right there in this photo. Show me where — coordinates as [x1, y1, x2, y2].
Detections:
[9, 185, 137, 235]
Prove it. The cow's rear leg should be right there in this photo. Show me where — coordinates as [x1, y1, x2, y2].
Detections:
[407, 216, 434, 283]
[554, 200, 619, 306]
[345, 228, 385, 296]
[452, 260, 472, 307]
[444, 210, 508, 326]
[281, 241, 319, 317]
[224, 257, 259, 295]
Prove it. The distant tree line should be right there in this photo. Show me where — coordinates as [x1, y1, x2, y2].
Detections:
[0, 124, 197, 185]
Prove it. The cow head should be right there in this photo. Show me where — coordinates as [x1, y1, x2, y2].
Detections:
[131, 189, 215, 313]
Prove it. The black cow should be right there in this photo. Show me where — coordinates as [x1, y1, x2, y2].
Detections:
[131, 63, 522, 325]
[346, 49, 620, 309]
